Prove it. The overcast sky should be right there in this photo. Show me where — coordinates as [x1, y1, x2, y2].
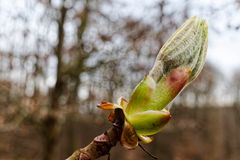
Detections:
[0, 0, 240, 79]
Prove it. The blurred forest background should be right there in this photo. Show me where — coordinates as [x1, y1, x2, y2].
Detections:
[0, 0, 240, 160]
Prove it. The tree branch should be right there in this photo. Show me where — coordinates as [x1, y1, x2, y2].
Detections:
[66, 109, 124, 160]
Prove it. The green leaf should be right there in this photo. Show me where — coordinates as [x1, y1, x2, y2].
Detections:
[125, 76, 156, 115]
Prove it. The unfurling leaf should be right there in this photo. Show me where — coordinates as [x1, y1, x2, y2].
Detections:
[123, 16, 208, 149]
[149, 16, 208, 82]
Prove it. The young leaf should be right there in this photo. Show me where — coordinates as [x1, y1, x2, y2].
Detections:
[149, 16, 208, 82]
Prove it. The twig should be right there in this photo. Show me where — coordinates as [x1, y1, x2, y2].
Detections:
[66, 109, 124, 160]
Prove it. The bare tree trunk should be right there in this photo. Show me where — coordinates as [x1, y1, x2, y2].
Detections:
[42, 114, 60, 160]
[41, 3, 67, 160]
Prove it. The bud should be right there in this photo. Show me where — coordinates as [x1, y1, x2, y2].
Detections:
[97, 16, 208, 150]
[121, 17, 208, 149]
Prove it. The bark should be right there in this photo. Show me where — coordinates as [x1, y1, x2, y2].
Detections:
[66, 109, 124, 160]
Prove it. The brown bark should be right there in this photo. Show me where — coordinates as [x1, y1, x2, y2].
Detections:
[66, 109, 124, 160]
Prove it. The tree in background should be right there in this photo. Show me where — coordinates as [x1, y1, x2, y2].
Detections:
[1, 0, 239, 160]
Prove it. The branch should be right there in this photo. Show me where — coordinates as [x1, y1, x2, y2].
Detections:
[66, 109, 124, 160]
[66, 16, 208, 160]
